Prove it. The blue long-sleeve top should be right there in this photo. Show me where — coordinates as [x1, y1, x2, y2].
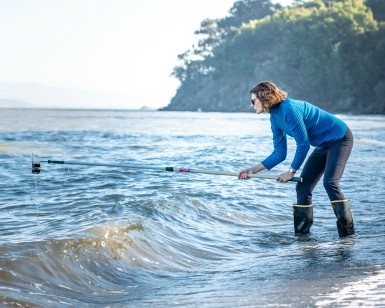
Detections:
[261, 98, 348, 170]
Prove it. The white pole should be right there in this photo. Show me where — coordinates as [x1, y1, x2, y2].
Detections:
[37, 159, 302, 182]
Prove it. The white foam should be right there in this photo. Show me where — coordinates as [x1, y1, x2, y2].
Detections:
[316, 269, 385, 306]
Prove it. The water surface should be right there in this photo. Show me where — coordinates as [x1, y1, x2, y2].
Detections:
[1, 109, 384, 306]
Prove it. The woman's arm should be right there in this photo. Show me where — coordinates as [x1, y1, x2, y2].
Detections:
[238, 162, 266, 179]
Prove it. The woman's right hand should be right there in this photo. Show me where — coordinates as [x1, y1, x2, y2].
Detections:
[238, 163, 265, 180]
[238, 169, 252, 180]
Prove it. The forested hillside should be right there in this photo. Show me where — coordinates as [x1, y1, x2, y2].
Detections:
[162, 0, 385, 114]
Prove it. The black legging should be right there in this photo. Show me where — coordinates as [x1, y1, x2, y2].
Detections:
[296, 128, 353, 205]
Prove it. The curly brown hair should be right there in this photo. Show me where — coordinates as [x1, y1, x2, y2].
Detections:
[250, 81, 288, 110]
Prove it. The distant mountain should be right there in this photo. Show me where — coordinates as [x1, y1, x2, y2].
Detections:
[0, 81, 135, 109]
[0, 98, 36, 108]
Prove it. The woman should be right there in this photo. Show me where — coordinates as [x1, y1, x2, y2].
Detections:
[238, 81, 354, 238]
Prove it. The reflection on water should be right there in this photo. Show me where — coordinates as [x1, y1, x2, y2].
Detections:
[1, 109, 385, 306]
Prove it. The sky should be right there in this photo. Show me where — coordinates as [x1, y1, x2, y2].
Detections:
[0, 0, 293, 109]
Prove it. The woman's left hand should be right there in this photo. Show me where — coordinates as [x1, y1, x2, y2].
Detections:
[276, 171, 294, 183]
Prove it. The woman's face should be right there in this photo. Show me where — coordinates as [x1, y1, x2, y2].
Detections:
[251, 94, 265, 114]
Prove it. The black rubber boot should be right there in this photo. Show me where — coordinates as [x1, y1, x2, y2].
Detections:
[293, 204, 313, 234]
[331, 199, 355, 238]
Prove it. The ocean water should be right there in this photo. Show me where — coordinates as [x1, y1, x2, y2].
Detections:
[0, 108, 384, 307]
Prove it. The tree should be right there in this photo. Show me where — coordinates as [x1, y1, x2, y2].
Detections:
[171, 0, 279, 85]
[164, 0, 385, 114]
[366, 0, 385, 21]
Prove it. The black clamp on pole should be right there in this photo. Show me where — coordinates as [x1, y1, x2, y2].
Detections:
[32, 155, 41, 174]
